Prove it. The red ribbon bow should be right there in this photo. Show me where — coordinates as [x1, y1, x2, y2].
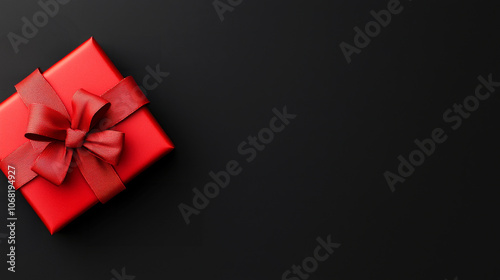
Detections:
[0, 69, 148, 203]
[27, 89, 125, 186]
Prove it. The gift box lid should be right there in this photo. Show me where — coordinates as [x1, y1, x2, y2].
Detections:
[0, 38, 174, 234]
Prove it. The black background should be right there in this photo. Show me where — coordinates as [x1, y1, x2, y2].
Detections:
[0, 0, 499, 279]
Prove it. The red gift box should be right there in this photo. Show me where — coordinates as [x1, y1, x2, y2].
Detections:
[0, 38, 174, 234]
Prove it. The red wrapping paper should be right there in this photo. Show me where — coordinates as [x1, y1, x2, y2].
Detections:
[0, 38, 174, 234]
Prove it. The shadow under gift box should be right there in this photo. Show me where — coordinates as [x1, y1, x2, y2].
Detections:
[0, 38, 174, 234]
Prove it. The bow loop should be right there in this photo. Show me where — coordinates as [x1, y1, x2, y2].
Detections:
[71, 89, 111, 132]
[25, 103, 71, 142]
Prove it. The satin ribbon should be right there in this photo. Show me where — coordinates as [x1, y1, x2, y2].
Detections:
[0, 69, 148, 203]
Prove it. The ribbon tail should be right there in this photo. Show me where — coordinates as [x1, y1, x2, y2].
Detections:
[0, 142, 39, 190]
[83, 130, 124, 166]
[32, 142, 73, 185]
[75, 148, 125, 203]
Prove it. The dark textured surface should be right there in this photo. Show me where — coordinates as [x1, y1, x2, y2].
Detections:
[0, 0, 499, 279]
